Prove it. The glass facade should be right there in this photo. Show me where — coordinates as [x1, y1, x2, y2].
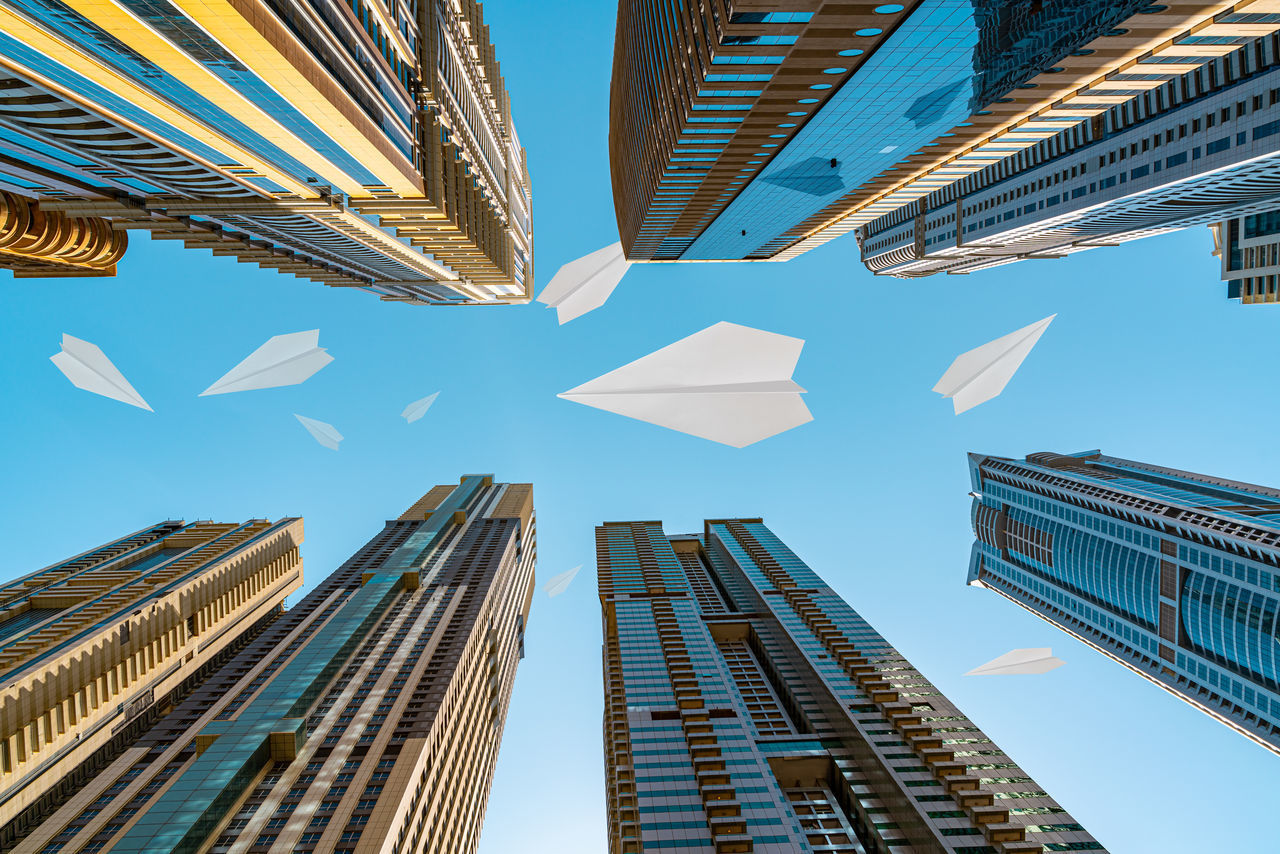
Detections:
[0, 519, 305, 848]
[969, 450, 1280, 756]
[860, 21, 1280, 280]
[600, 517, 1103, 853]
[0, 0, 532, 303]
[610, 0, 1173, 264]
[8, 478, 536, 853]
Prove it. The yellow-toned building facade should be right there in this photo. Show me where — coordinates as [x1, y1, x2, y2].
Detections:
[0, 518, 303, 846]
[0, 0, 531, 304]
[12, 476, 533, 854]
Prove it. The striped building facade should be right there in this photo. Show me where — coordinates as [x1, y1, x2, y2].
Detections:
[600, 518, 1102, 854]
[12, 476, 534, 853]
[860, 20, 1280, 279]
[0, 0, 532, 305]
[608, 0, 1274, 265]
[0, 518, 304, 846]
[969, 450, 1280, 757]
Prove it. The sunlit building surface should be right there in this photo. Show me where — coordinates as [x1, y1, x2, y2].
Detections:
[1211, 209, 1280, 304]
[599, 518, 1102, 853]
[0, 519, 304, 847]
[0, 0, 532, 305]
[13, 476, 534, 853]
[969, 450, 1280, 756]
[862, 24, 1280, 278]
[609, 0, 1278, 265]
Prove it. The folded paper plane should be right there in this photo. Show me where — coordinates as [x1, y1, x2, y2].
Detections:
[537, 242, 632, 324]
[544, 566, 582, 598]
[50, 334, 152, 411]
[401, 392, 439, 423]
[294, 414, 342, 450]
[965, 648, 1064, 676]
[933, 314, 1055, 414]
[558, 321, 812, 447]
[200, 330, 333, 396]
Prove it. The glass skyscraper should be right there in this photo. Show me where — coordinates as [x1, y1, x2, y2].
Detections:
[600, 518, 1102, 854]
[11, 476, 534, 853]
[862, 23, 1280, 279]
[0, 518, 304, 848]
[0, 0, 532, 305]
[608, 0, 1266, 264]
[1211, 208, 1280, 304]
[968, 450, 1280, 756]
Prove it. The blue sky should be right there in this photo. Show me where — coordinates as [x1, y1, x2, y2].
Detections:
[2, 2, 1278, 851]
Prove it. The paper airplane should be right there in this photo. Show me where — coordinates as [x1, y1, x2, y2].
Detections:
[294, 414, 342, 450]
[200, 330, 332, 396]
[537, 242, 632, 324]
[50, 334, 152, 411]
[933, 314, 1055, 414]
[401, 392, 439, 423]
[558, 321, 812, 448]
[544, 565, 582, 598]
[965, 648, 1064, 676]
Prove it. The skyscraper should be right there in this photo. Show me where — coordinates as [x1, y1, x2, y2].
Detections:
[1210, 208, 1280, 304]
[11, 476, 534, 853]
[600, 518, 1101, 853]
[0, 0, 532, 305]
[609, 0, 1277, 264]
[0, 519, 304, 847]
[968, 450, 1280, 756]
[861, 23, 1280, 278]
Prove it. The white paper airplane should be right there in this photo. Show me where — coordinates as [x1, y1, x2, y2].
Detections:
[544, 565, 582, 598]
[200, 330, 333, 396]
[965, 648, 1064, 676]
[401, 392, 439, 423]
[294, 414, 342, 450]
[558, 321, 812, 448]
[50, 334, 152, 411]
[933, 314, 1055, 414]
[537, 242, 632, 324]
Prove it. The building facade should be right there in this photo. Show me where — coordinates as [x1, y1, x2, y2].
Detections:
[609, 0, 1272, 265]
[11, 476, 534, 853]
[861, 21, 1280, 278]
[0, 518, 304, 846]
[968, 450, 1280, 756]
[0, 0, 532, 305]
[1210, 208, 1280, 304]
[599, 518, 1101, 854]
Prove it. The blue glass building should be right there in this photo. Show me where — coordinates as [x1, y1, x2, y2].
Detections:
[607, 1, 1245, 264]
[600, 518, 1103, 853]
[1212, 208, 1280, 305]
[968, 450, 1280, 756]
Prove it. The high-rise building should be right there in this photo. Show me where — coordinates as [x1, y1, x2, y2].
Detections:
[11, 476, 533, 854]
[1210, 208, 1280, 304]
[599, 518, 1102, 854]
[0, 0, 532, 305]
[968, 450, 1280, 756]
[861, 24, 1280, 278]
[0, 518, 304, 847]
[609, 0, 1278, 265]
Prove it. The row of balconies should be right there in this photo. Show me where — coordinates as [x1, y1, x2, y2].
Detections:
[651, 602, 752, 854]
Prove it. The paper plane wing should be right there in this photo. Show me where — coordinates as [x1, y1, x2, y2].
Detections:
[544, 565, 582, 598]
[933, 314, 1054, 414]
[401, 392, 439, 423]
[965, 647, 1064, 676]
[537, 242, 631, 324]
[201, 329, 333, 396]
[295, 414, 342, 450]
[50, 334, 152, 411]
[558, 321, 812, 447]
